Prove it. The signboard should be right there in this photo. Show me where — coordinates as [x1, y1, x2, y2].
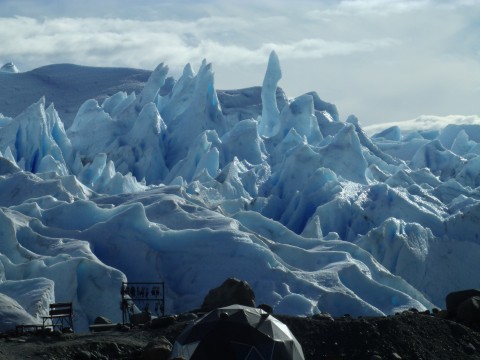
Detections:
[121, 282, 165, 325]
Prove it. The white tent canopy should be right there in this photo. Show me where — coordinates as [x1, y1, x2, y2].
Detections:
[171, 304, 305, 360]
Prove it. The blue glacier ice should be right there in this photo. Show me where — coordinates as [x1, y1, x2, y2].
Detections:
[0, 54, 479, 332]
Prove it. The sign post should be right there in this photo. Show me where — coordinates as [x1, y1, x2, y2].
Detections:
[121, 282, 165, 326]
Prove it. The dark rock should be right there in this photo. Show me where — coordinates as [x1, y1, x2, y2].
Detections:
[94, 316, 112, 325]
[176, 312, 198, 322]
[130, 311, 152, 326]
[464, 343, 476, 355]
[103, 342, 121, 356]
[448, 322, 469, 338]
[457, 296, 480, 324]
[143, 336, 172, 360]
[257, 304, 273, 314]
[150, 316, 176, 329]
[118, 324, 130, 332]
[201, 278, 255, 311]
[446, 289, 480, 317]
[9, 338, 26, 343]
[437, 310, 449, 319]
[77, 350, 92, 360]
[312, 313, 334, 322]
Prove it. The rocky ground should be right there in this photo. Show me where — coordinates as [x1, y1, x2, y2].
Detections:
[0, 310, 480, 360]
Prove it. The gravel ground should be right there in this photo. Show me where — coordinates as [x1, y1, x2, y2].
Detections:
[1, 311, 479, 360]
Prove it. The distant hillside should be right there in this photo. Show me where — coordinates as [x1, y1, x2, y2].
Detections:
[0, 64, 151, 128]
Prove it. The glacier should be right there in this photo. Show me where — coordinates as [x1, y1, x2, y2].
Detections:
[0, 53, 479, 332]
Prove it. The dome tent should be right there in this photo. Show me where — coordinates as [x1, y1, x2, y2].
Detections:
[171, 304, 305, 360]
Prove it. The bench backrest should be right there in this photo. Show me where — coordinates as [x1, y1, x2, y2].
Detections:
[49, 302, 72, 316]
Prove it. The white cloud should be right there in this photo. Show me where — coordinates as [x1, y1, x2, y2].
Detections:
[0, 0, 479, 125]
[0, 16, 397, 70]
[327, 0, 428, 16]
[363, 115, 480, 135]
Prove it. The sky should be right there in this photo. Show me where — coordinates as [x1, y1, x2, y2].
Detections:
[0, 0, 479, 125]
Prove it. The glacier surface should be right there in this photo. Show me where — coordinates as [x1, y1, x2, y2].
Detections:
[0, 54, 479, 332]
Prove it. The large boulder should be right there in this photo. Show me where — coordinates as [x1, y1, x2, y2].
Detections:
[201, 278, 255, 311]
[150, 316, 176, 329]
[446, 289, 480, 318]
[93, 316, 112, 325]
[143, 336, 172, 360]
[457, 296, 480, 325]
[130, 311, 151, 326]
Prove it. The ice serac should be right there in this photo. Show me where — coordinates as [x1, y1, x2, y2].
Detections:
[259, 50, 282, 137]
[450, 130, 472, 156]
[221, 119, 266, 165]
[107, 103, 169, 184]
[213, 158, 252, 200]
[117, 63, 169, 131]
[166, 62, 225, 167]
[357, 218, 480, 307]
[0, 114, 13, 127]
[102, 91, 128, 115]
[233, 210, 432, 315]
[279, 167, 341, 234]
[0, 293, 39, 331]
[411, 139, 465, 181]
[165, 130, 221, 184]
[274, 95, 323, 145]
[0, 156, 20, 175]
[439, 123, 480, 149]
[268, 128, 305, 167]
[0, 206, 126, 332]
[317, 123, 369, 184]
[135, 63, 168, 111]
[456, 157, 480, 188]
[45, 104, 74, 167]
[68, 99, 117, 159]
[347, 115, 402, 167]
[0, 98, 70, 174]
[306, 91, 339, 122]
[159, 63, 196, 122]
[0, 62, 19, 73]
[445, 202, 480, 245]
[311, 181, 446, 242]
[371, 125, 402, 141]
[77, 153, 144, 194]
[0, 278, 54, 321]
[267, 143, 327, 200]
[373, 136, 429, 162]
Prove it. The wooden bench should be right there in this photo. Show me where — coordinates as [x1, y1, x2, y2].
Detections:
[42, 302, 73, 332]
